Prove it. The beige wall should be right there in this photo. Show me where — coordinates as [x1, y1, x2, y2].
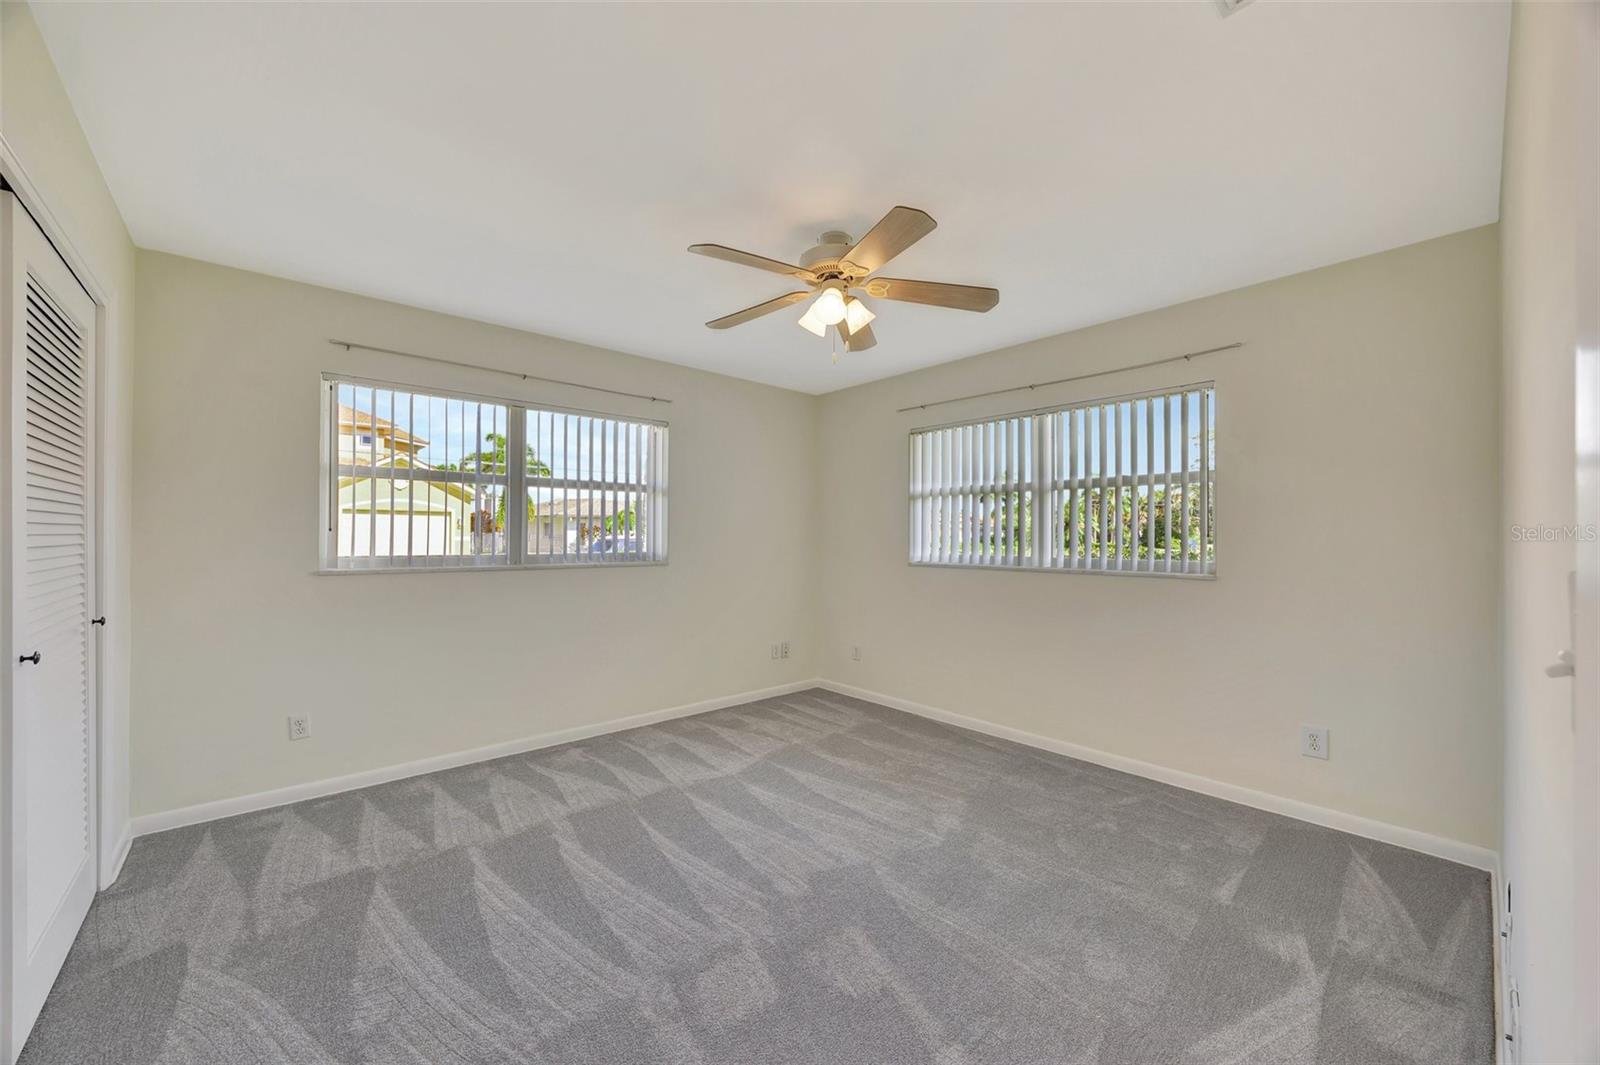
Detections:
[132, 251, 818, 817]
[816, 226, 1502, 849]
[1, 3, 138, 872]
[1498, 2, 1596, 1061]
[132, 229, 1509, 850]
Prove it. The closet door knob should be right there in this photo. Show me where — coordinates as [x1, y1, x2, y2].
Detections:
[91, 617, 106, 627]
[18, 652, 40, 665]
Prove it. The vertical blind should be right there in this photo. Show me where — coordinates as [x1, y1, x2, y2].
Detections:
[909, 384, 1215, 575]
[323, 376, 667, 570]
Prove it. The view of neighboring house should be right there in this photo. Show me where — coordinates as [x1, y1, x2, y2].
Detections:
[335, 404, 480, 558]
[336, 404, 639, 559]
[527, 494, 632, 556]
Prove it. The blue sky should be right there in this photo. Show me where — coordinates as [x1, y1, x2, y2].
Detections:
[341, 383, 649, 481]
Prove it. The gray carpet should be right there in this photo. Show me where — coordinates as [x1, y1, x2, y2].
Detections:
[20, 689, 1494, 1064]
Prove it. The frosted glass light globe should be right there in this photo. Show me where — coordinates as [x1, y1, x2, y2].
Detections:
[813, 287, 847, 326]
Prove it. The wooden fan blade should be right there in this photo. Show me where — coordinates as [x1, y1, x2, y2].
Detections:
[861, 277, 999, 312]
[706, 291, 810, 329]
[841, 206, 937, 275]
[689, 244, 818, 282]
[842, 322, 877, 351]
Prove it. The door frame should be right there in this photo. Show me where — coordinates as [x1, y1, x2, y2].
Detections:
[1572, 5, 1599, 1056]
[0, 133, 126, 892]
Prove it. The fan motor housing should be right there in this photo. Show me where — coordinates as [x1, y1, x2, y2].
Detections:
[800, 231, 859, 280]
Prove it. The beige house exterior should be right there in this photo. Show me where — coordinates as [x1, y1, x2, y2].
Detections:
[334, 405, 480, 557]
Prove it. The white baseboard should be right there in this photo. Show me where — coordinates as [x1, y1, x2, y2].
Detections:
[128, 674, 1497, 877]
[816, 679, 1499, 872]
[99, 823, 132, 889]
[130, 679, 824, 838]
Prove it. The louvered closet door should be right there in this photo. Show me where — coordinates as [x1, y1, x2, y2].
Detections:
[1, 193, 97, 1065]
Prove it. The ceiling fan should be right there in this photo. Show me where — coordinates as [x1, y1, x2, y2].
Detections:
[688, 206, 999, 355]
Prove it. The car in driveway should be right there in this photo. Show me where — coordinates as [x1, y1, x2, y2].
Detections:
[586, 534, 641, 557]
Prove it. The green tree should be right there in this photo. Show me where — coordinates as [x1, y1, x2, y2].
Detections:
[448, 432, 552, 478]
[440, 432, 554, 531]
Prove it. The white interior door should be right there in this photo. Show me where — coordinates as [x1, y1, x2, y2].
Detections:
[0, 192, 98, 1064]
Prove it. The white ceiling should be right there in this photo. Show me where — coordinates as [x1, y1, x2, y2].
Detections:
[34, 1, 1510, 394]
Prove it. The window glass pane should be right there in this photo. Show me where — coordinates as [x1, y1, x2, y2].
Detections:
[326, 376, 665, 570]
[537, 478, 631, 559]
[330, 381, 509, 566]
[908, 386, 1212, 575]
[524, 410, 654, 562]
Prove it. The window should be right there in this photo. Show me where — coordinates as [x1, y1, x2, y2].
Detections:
[909, 384, 1215, 576]
[322, 375, 667, 570]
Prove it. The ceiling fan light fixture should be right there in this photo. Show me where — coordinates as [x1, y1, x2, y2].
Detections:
[843, 296, 875, 335]
[796, 303, 827, 337]
[692, 205, 1000, 357]
[812, 286, 848, 326]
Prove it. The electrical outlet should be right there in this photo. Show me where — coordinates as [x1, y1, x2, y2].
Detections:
[1300, 726, 1328, 759]
[288, 714, 311, 741]
[852, 645, 862, 662]
[780, 642, 791, 659]
[770, 643, 780, 660]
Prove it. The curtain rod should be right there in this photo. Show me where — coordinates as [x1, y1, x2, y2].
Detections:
[327, 339, 672, 404]
[895, 342, 1244, 414]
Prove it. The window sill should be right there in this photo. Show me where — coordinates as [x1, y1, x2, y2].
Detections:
[314, 559, 668, 576]
[909, 561, 1216, 579]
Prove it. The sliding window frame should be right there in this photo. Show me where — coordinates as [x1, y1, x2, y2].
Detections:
[319, 372, 668, 573]
[907, 381, 1216, 579]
